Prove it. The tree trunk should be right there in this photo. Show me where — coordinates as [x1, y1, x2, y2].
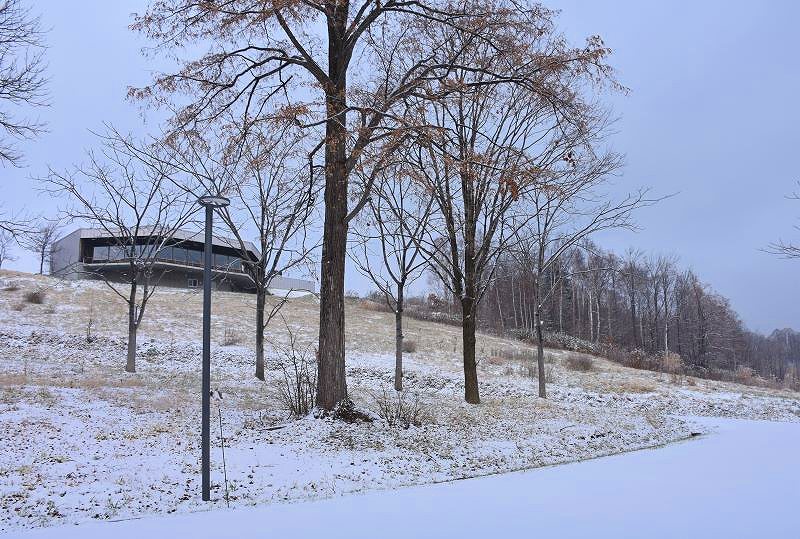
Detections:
[126, 280, 137, 373]
[535, 315, 546, 398]
[316, 45, 349, 410]
[394, 289, 404, 392]
[461, 296, 480, 404]
[495, 285, 505, 334]
[663, 285, 670, 353]
[533, 279, 547, 398]
[558, 279, 563, 333]
[629, 280, 638, 347]
[595, 294, 601, 343]
[255, 287, 266, 381]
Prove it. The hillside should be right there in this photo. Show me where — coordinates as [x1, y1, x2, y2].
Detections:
[1, 270, 799, 532]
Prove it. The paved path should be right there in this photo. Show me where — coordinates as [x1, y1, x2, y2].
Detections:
[15, 417, 800, 539]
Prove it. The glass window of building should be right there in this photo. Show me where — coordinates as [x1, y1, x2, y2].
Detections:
[109, 245, 126, 260]
[187, 247, 202, 265]
[92, 245, 109, 261]
[173, 247, 187, 263]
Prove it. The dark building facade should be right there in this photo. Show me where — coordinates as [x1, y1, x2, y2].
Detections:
[50, 228, 315, 293]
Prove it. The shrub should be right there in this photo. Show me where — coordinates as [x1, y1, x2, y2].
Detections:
[402, 339, 417, 353]
[372, 388, 425, 428]
[23, 289, 46, 304]
[275, 330, 317, 418]
[221, 327, 243, 346]
[661, 352, 683, 374]
[360, 299, 392, 313]
[564, 353, 594, 372]
[1, 282, 20, 292]
[517, 360, 537, 379]
[734, 365, 754, 385]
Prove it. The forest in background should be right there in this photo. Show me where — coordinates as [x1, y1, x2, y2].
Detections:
[393, 241, 800, 390]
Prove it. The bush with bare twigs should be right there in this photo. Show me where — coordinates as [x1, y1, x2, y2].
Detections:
[274, 327, 317, 418]
[402, 339, 417, 353]
[735, 365, 755, 386]
[23, 289, 45, 304]
[221, 327, 243, 346]
[516, 359, 555, 383]
[371, 388, 425, 429]
[564, 353, 594, 372]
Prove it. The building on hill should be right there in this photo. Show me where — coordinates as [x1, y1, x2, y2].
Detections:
[50, 228, 315, 294]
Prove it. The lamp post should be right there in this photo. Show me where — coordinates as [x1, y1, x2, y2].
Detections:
[197, 194, 230, 501]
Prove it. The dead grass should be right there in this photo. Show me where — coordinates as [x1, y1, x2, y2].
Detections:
[564, 353, 594, 372]
[606, 380, 658, 394]
[222, 327, 244, 346]
[23, 289, 46, 304]
[0, 372, 28, 386]
[402, 339, 417, 353]
[359, 299, 392, 313]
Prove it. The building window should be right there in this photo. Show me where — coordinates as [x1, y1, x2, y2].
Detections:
[188, 278, 200, 288]
[91, 245, 109, 261]
[187, 248, 202, 265]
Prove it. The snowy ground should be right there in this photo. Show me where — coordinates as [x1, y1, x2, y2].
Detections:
[12, 416, 799, 539]
[1, 271, 799, 533]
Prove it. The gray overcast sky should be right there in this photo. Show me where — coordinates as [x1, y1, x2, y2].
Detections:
[4, 1, 799, 333]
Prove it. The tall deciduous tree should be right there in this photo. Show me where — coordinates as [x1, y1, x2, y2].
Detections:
[21, 219, 60, 274]
[0, 229, 16, 268]
[0, 0, 48, 236]
[129, 0, 599, 410]
[135, 122, 319, 382]
[0, 0, 46, 166]
[44, 132, 195, 373]
[350, 164, 433, 391]
[515, 172, 647, 397]
[768, 181, 800, 259]
[405, 19, 620, 403]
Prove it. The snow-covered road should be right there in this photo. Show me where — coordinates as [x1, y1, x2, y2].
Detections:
[13, 417, 799, 539]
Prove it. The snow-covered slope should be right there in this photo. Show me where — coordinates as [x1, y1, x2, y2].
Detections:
[1, 271, 798, 533]
[15, 417, 800, 539]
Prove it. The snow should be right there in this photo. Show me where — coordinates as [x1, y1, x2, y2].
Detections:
[9, 416, 799, 538]
[1, 272, 799, 534]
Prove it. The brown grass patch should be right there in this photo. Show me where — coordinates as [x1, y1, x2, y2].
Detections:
[359, 299, 392, 313]
[564, 353, 594, 372]
[23, 289, 46, 304]
[487, 356, 505, 366]
[0, 373, 28, 386]
[608, 380, 657, 394]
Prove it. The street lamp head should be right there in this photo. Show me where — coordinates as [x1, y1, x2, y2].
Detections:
[198, 194, 231, 208]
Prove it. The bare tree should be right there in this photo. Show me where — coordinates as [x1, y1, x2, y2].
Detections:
[0, 0, 48, 237]
[515, 169, 647, 397]
[0, 229, 16, 267]
[350, 165, 433, 391]
[768, 181, 800, 259]
[129, 0, 604, 410]
[0, 0, 47, 166]
[20, 219, 60, 274]
[137, 122, 319, 381]
[404, 20, 622, 403]
[43, 132, 195, 373]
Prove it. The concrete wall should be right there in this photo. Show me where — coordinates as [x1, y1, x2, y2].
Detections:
[268, 275, 316, 293]
[50, 229, 83, 278]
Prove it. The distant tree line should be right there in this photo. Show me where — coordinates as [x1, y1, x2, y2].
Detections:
[476, 242, 799, 385]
